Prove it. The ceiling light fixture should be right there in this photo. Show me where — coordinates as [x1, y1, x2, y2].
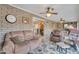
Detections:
[40, 7, 58, 17]
[46, 13, 52, 17]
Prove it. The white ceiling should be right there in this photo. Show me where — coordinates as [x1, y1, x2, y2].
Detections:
[12, 4, 79, 22]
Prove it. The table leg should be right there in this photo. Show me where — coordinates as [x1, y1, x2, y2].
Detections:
[63, 48, 67, 54]
[57, 45, 59, 50]
[57, 45, 60, 53]
[57, 45, 68, 54]
[57, 45, 62, 53]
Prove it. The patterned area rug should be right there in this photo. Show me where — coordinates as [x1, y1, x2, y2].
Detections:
[28, 41, 79, 54]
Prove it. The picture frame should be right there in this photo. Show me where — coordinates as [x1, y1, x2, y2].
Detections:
[22, 17, 31, 24]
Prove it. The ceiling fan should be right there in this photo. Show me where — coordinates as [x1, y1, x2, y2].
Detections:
[40, 7, 58, 17]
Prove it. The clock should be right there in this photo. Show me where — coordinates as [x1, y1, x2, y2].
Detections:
[5, 15, 17, 24]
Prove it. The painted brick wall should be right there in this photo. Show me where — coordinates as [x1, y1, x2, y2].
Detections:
[0, 4, 33, 47]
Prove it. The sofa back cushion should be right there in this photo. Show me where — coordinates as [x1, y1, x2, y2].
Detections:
[5, 30, 34, 41]
[10, 31, 24, 38]
[10, 36, 25, 44]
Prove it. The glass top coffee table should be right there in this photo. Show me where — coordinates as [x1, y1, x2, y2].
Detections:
[56, 42, 70, 54]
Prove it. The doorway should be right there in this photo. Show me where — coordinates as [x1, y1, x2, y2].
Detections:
[33, 19, 44, 36]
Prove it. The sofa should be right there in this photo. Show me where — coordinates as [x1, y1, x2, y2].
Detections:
[2, 30, 42, 54]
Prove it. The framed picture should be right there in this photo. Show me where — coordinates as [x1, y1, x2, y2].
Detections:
[22, 17, 31, 24]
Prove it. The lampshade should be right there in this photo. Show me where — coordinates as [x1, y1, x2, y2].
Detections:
[68, 25, 74, 29]
[64, 24, 68, 28]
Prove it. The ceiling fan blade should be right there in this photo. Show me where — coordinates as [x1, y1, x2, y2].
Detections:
[40, 12, 46, 14]
[51, 12, 58, 15]
[51, 8, 54, 10]
[47, 7, 50, 10]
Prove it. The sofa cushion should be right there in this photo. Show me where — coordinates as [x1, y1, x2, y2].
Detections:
[24, 32, 34, 40]
[10, 36, 25, 44]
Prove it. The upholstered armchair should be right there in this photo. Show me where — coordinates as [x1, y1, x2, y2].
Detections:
[2, 30, 42, 54]
[50, 30, 61, 43]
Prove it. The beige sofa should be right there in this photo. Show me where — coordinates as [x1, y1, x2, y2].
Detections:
[2, 30, 42, 54]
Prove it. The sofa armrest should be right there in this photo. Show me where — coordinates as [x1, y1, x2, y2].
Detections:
[0, 51, 6, 54]
[2, 40, 15, 54]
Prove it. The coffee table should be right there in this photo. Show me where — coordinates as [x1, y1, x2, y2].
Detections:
[56, 42, 70, 54]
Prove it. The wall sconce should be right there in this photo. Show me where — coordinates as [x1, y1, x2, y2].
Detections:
[60, 18, 65, 23]
[23, 20, 27, 24]
[35, 24, 39, 29]
[22, 17, 29, 24]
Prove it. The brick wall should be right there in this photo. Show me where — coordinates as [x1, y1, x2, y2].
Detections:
[0, 4, 33, 47]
